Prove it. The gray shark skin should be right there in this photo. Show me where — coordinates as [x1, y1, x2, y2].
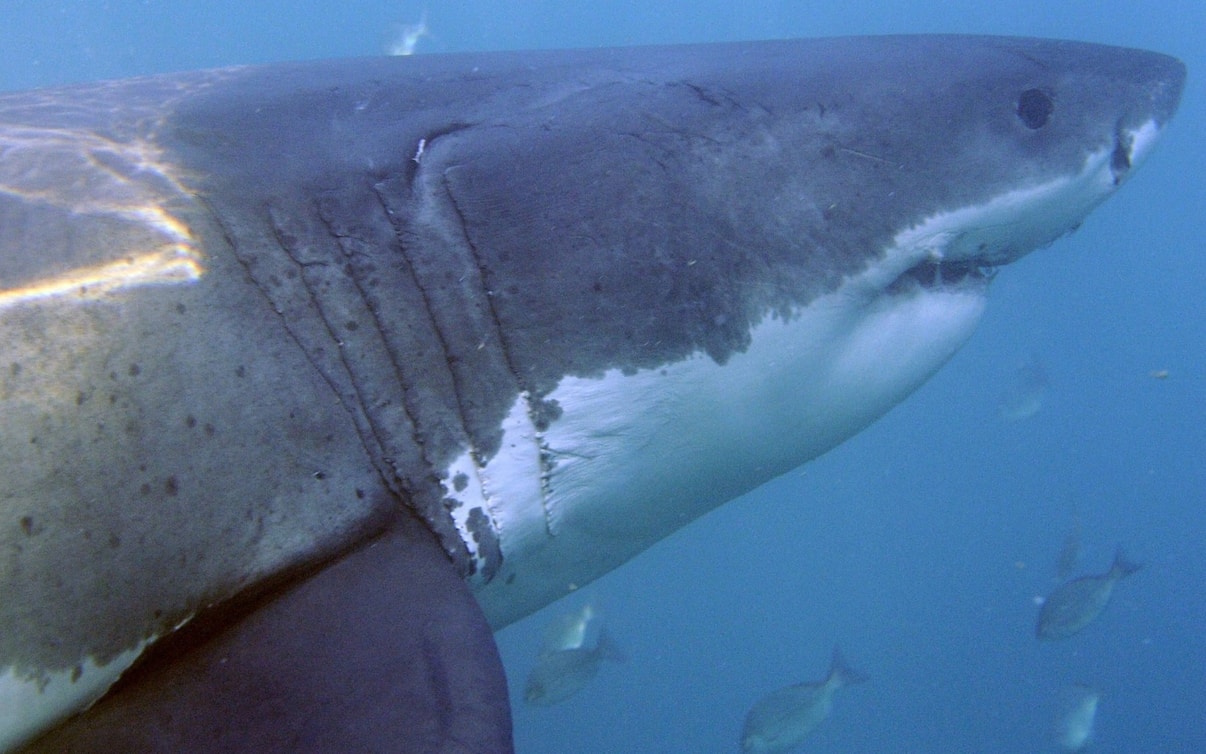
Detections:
[0, 36, 1184, 751]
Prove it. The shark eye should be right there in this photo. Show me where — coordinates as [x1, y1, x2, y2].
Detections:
[1017, 88, 1055, 129]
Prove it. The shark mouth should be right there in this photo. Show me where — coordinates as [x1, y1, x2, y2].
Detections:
[888, 259, 998, 294]
[878, 118, 1163, 302]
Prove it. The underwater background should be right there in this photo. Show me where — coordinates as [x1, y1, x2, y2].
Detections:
[2, 2, 1201, 751]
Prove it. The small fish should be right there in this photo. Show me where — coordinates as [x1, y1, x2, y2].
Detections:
[540, 602, 596, 653]
[1037, 546, 1141, 640]
[1054, 684, 1100, 751]
[998, 353, 1048, 421]
[385, 12, 429, 56]
[523, 605, 624, 706]
[741, 648, 868, 753]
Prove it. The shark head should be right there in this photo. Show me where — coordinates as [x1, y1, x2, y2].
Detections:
[458, 36, 1185, 626]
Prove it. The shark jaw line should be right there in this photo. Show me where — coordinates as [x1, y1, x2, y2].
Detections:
[880, 119, 1161, 300]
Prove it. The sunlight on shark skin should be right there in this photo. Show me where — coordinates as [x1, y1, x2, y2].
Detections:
[0, 127, 195, 210]
[0, 124, 205, 310]
[0, 124, 205, 753]
[0, 241, 202, 312]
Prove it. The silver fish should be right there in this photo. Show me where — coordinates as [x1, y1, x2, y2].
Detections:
[741, 648, 867, 753]
[1054, 684, 1100, 751]
[1037, 547, 1141, 640]
[523, 606, 624, 706]
[998, 353, 1049, 421]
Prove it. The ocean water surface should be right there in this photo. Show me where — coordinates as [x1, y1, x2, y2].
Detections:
[2, 2, 1201, 751]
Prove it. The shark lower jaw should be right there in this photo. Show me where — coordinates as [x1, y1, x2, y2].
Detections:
[878, 118, 1165, 296]
[469, 266, 990, 627]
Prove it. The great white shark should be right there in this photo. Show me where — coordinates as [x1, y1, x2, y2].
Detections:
[0, 35, 1184, 751]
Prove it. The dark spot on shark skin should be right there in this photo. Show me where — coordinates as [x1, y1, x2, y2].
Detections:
[530, 397, 562, 432]
[236, 365, 246, 378]
[204, 423, 215, 437]
[467, 507, 503, 581]
[165, 476, 179, 497]
[9, 361, 21, 377]
[128, 364, 141, 378]
[20, 515, 40, 536]
[185, 415, 197, 429]
[453, 472, 469, 492]
[71, 665, 82, 683]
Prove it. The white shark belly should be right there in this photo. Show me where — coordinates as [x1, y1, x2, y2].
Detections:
[475, 274, 985, 625]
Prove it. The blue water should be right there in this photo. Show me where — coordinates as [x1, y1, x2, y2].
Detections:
[3, 2, 1202, 751]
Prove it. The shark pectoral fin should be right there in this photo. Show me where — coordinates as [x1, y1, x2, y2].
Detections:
[21, 509, 514, 754]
